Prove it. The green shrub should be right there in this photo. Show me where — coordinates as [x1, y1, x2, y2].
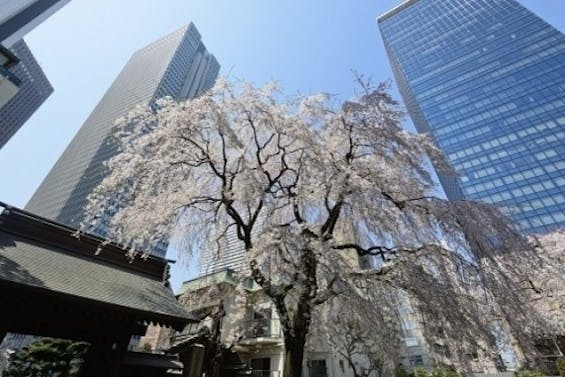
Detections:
[3, 338, 89, 377]
[431, 367, 459, 377]
[517, 369, 546, 377]
[141, 342, 152, 352]
[414, 368, 429, 377]
[556, 357, 565, 377]
[394, 365, 459, 377]
[395, 366, 411, 377]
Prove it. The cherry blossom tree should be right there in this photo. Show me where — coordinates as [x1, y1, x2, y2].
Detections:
[82, 78, 561, 377]
[528, 230, 565, 334]
[312, 286, 402, 377]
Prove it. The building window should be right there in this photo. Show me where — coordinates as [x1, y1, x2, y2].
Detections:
[249, 309, 272, 338]
[405, 337, 420, 347]
[409, 355, 424, 366]
[309, 359, 328, 377]
[251, 358, 271, 377]
[402, 319, 417, 330]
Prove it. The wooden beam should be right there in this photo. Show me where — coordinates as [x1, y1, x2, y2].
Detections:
[0, 282, 188, 333]
[0, 204, 168, 281]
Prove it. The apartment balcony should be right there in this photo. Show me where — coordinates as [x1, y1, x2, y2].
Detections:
[239, 319, 283, 346]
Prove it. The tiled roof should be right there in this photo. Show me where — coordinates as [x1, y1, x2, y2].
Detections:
[0, 204, 195, 326]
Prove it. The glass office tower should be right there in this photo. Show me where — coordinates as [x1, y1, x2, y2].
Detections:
[26, 24, 220, 256]
[378, 0, 565, 234]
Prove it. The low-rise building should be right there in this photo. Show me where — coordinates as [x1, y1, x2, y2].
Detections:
[161, 269, 427, 377]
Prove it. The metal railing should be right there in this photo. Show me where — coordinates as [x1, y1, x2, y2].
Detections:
[468, 373, 515, 377]
[171, 318, 283, 346]
[250, 370, 280, 377]
[170, 322, 203, 345]
[242, 319, 282, 339]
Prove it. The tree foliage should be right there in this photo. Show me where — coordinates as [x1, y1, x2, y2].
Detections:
[396, 367, 459, 377]
[517, 369, 547, 377]
[3, 338, 89, 377]
[529, 230, 565, 331]
[83, 78, 563, 376]
[312, 286, 401, 377]
[556, 356, 565, 377]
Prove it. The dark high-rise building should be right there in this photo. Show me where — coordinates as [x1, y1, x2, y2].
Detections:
[378, 0, 565, 234]
[26, 24, 220, 256]
[0, 44, 20, 107]
[0, 0, 70, 146]
[0, 40, 52, 148]
[0, 0, 71, 47]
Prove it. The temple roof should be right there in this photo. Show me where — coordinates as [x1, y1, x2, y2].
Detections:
[0, 202, 196, 328]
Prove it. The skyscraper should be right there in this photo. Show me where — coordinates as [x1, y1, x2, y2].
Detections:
[378, 0, 565, 234]
[0, 0, 71, 47]
[199, 229, 248, 276]
[0, 44, 20, 107]
[0, 0, 69, 146]
[0, 40, 52, 148]
[26, 24, 220, 256]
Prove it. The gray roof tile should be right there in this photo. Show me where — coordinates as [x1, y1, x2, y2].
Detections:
[0, 230, 192, 322]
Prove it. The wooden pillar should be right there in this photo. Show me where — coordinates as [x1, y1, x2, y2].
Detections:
[179, 349, 191, 377]
[180, 345, 205, 377]
[110, 334, 130, 377]
[82, 334, 130, 377]
[82, 338, 111, 377]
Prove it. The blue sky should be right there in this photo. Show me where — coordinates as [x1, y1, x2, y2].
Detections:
[0, 0, 563, 290]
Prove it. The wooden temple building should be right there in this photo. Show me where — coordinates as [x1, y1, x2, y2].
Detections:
[0, 202, 197, 376]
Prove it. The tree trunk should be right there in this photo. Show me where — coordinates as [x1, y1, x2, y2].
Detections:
[283, 335, 307, 377]
[203, 303, 225, 377]
[280, 247, 317, 377]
